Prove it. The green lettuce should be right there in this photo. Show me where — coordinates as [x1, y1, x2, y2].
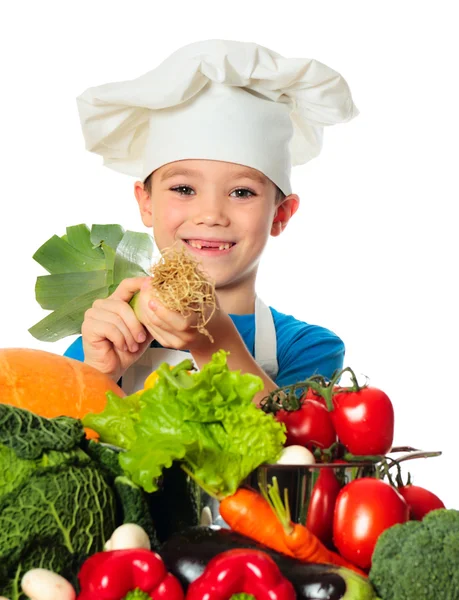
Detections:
[82, 390, 141, 450]
[83, 351, 286, 498]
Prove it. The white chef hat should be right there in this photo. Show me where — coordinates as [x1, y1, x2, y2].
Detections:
[77, 39, 358, 195]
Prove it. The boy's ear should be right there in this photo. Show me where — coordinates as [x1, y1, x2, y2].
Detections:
[271, 194, 300, 237]
[134, 181, 153, 227]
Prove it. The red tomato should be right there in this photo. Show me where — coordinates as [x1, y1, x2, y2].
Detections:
[304, 388, 327, 407]
[333, 478, 409, 569]
[276, 400, 336, 450]
[306, 468, 342, 548]
[331, 387, 394, 455]
[397, 484, 445, 520]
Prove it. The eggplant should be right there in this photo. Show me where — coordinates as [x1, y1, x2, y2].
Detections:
[160, 526, 379, 600]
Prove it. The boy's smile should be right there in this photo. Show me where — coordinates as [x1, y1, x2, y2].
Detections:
[185, 239, 235, 255]
[135, 159, 299, 296]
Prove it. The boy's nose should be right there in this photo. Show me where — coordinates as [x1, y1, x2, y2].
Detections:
[192, 196, 230, 227]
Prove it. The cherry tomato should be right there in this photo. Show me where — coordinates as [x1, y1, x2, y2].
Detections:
[397, 484, 445, 520]
[276, 399, 336, 450]
[333, 478, 409, 569]
[306, 468, 342, 548]
[331, 387, 394, 455]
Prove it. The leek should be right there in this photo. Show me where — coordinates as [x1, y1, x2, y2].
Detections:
[29, 224, 154, 342]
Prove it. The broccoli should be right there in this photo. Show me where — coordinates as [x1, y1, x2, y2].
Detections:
[369, 508, 459, 600]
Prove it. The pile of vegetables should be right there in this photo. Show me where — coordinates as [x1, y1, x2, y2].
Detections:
[0, 347, 452, 599]
[78, 352, 384, 596]
[0, 398, 200, 599]
[0, 220, 451, 598]
[258, 367, 445, 571]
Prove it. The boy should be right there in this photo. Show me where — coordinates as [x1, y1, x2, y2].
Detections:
[65, 39, 358, 405]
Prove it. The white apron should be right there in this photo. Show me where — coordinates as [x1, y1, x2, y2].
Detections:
[120, 296, 278, 394]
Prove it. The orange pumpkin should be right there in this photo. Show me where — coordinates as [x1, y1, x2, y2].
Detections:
[0, 348, 124, 437]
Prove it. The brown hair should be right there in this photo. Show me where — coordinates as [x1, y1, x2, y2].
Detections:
[143, 172, 286, 203]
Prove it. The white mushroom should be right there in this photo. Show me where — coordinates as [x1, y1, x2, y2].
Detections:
[21, 569, 76, 600]
[105, 523, 151, 551]
[276, 445, 316, 465]
[200, 506, 213, 527]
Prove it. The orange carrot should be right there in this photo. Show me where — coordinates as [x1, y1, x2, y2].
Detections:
[264, 477, 367, 578]
[220, 481, 366, 578]
[219, 487, 294, 557]
[283, 521, 366, 576]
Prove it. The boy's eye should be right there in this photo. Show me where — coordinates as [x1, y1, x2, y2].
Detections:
[231, 188, 255, 198]
[171, 185, 195, 196]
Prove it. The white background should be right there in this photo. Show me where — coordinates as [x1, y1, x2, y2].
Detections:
[1, 2, 457, 507]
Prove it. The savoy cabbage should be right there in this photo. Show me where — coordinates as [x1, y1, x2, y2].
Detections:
[0, 404, 117, 599]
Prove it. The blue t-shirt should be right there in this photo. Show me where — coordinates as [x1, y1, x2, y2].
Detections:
[64, 307, 344, 387]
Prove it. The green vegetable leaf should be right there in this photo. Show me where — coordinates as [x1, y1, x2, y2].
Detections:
[118, 385, 200, 492]
[29, 224, 155, 342]
[82, 391, 142, 450]
[0, 445, 38, 498]
[112, 230, 154, 280]
[90, 224, 125, 250]
[170, 353, 266, 422]
[66, 224, 105, 259]
[33, 233, 106, 274]
[0, 404, 85, 460]
[84, 439, 124, 478]
[0, 462, 116, 598]
[188, 402, 286, 497]
[35, 270, 111, 310]
[28, 285, 111, 341]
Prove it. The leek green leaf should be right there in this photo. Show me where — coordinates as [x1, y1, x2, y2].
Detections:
[113, 231, 154, 280]
[90, 224, 125, 250]
[33, 235, 105, 274]
[101, 243, 117, 272]
[29, 286, 110, 341]
[66, 224, 104, 259]
[30, 224, 155, 341]
[35, 271, 112, 310]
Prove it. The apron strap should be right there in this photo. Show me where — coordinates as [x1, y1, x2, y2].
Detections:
[254, 296, 279, 380]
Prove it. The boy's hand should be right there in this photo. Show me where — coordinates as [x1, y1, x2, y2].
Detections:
[134, 279, 222, 355]
[81, 277, 154, 381]
[133, 281, 280, 406]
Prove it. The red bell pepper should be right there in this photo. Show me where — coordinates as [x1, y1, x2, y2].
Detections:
[186, 549, 296, 600]
[77, 548, 184, 600]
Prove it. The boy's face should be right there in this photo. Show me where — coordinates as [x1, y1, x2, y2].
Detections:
[135, 159, 298, 289]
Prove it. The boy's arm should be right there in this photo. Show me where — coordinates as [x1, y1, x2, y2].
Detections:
[192, 311, 279, 406]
